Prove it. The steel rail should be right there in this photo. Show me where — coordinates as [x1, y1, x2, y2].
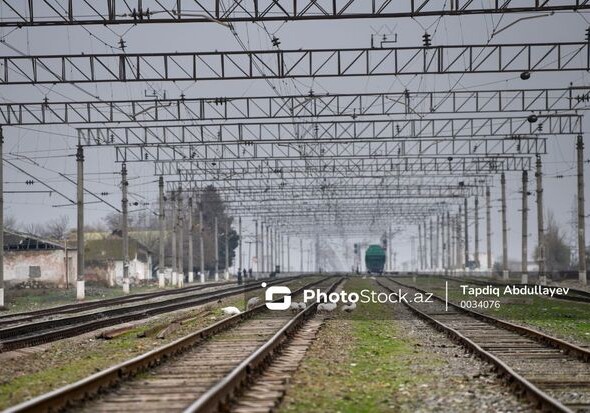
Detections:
[0, 275, 303, 352]
[376, 278, 575, 413]
[384, 277, 590, 362]
[3, 276, 334, 413]
[183, 277, 342, 413]
[0, 281, 231, 327]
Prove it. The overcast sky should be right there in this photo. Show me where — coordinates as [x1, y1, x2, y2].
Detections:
[0, 7, 588, 270]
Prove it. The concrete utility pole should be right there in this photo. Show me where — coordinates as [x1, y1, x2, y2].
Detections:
[449, 216, 455, 272]
[577, 135, 587, 285]
[315, 233, 320, 272]
[171, 191, 177, 286]
[430, 219, 434, 270]
[158, 177, 165, 288]
[188, 197, 194, 283]
[501, 172, 509, 280]
[447, 211, 460, 270]
[238, 216, 242, 273]
[411, 236, 417, 271]
[0, 131, 3, 306]
[300, 238, 303, 272]
[224, 218, 229, 280]
[121, 163, 130, 294]
[418, 224, 423, 271]
[536, 156, 546, 284]
[199, 199, 205, 283]
[287, 236, 290, 273]
[464, 198, 469, 268]
[280, 233, 284, 270]
[474, 197, 480, 269]
[254, 221, 265, 273]
[457, 206, 462, 271]
[436, 214, 440, 270]
[256, 220, 261, 277]
[277, 230, 281, 270]
[521, 170, 529, 284]
[76, 145, 85, 300]
[440, 216, 447, 274]
[457, 214, 463, 270]
[486, 186, 492, 272]
[214, 216, 219, 281]
[269, 226, 274, 272]
[177, 189, 183, 287]
[422, 221, 429, 271]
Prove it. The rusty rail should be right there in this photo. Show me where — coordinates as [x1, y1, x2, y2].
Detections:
[377, 278, 588, 413]
[184, 278, 342, 413]
[4, 276, 333, 413]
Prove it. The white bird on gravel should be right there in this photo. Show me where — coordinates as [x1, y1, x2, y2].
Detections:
[341, 302, 357, 312]
[221, 306, 241, 316]
[247, 296, 261, 309]
[317, 302, 337, 312]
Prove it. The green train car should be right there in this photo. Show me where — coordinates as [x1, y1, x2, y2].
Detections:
[365, 244, 386, 274]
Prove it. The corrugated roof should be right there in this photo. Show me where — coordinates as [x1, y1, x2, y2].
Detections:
[3, 230, 67, 251]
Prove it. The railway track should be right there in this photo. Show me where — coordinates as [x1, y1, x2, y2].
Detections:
[5, 276, 340, 413]
[0, 276, 305, 353]
[0, 281, 232, 328]
[378, 277, 590, 413]
[430, 274, 590, 304]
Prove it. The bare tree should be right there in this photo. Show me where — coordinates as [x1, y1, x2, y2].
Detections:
[4, 214, 18, 231]
[534, 211, 571, 273]
[45, 215, 71, 240]
[23, 222, 44, 236]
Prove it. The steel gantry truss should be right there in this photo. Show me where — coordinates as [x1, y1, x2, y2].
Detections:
[229, 199, 457, 219]
[166, 177, 485, 196]
[153, 157, 533, 178]
[1, 87, 589, 125]
[2, 42, 589, 85]
[2, 0, 588, 27]
[114, 137, 546, 163]
[156, 157, 532, 184]
[78, 116, 577, 146]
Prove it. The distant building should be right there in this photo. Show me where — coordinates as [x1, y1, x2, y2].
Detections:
[85, 232, 153, 286]
[3, 230, 75, 287]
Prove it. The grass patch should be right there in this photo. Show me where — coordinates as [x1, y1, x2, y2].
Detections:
[280, 277, 439, 413]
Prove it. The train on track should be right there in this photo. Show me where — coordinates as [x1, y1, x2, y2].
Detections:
[365, 244, 386, 274]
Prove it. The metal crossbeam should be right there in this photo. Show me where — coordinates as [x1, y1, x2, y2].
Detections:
[231, 201, 454, 219]
[3, 87, 588, 125]
[80, 117, 576, 146]
[113, 137, 545, 163]
[3, 0, 587, 27]
[165, 157, 531, 182]
[165, 178, 484, 197]
[153, 156, 532, 177]
[4, 43, 589, 85]
[213, 187, 482, 201]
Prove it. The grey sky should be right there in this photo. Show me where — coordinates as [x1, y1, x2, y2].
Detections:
[0, 8, 588, 269]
